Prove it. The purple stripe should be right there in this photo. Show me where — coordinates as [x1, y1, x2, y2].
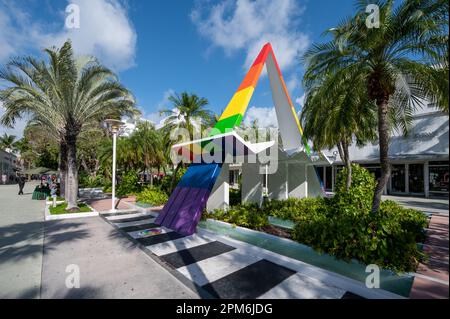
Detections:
[155, 186, 181, 225]
[161, 187, 191, 228]
[171, 189, 210, 235]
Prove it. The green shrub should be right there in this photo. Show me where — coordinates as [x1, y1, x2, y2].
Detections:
[333, 164, 376, 214]
[79, 173, 105, 188]
[262, 197, 329, 221]
[160, 167, 187, 194]
[136, 187, 169, 206]
[103, 182, 112, 193]
[205, 203, 268, 230]
[292, 199, 428, 273]
[116, 170, 140, 197]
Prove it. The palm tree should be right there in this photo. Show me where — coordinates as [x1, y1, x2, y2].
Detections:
[131, 121, 164, 185]
[301, 70, 377, 190]
[303, 0, 448, 212]
[160, 92, 214, 191]
[0, 133, 18, 151]
[0, 40, 137, 210]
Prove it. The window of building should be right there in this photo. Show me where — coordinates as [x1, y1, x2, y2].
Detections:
[429, 161, 449, 194]
[229, 170, 240, 187]
[409, 164, 424, 194]
[360, 164, 381, 182]
[315, 166, 324, 186]
[325, 166, 333, 190]
[391, 164, 406, 193]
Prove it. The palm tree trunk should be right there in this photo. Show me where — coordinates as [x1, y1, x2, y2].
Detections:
[337, 142, 345, 164]
[371, 98, 391, 213]
[66, 135, 79, 211]
[59, 141, 67, 198]
[342, 140, 352, 191]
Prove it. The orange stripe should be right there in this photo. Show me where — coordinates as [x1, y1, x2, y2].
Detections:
[237, 62, 264, 92]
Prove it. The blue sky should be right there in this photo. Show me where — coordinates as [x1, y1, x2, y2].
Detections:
[0, 0, 359, 136]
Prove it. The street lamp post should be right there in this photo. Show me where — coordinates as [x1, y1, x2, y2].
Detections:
[105, 119, 124, 212]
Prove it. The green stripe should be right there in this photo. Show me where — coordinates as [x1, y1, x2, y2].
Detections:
[211, 114, 243, 135]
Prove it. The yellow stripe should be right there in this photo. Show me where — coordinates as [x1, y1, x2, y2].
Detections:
[218, 86, 255, 121]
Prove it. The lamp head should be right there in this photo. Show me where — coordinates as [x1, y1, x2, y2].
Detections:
[104, 119, 125, 133]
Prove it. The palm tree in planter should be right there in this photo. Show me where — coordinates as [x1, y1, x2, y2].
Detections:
[160, 92, 214, 192]
[0, 40, 136, 211]
[301, 69, 377, 190]
[303, 0, 448, 212]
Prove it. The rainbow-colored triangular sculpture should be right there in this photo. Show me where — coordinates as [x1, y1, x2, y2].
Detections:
[155, 43, 312, 235]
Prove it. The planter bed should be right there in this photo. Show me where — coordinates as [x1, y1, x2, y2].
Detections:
[197, 218, 415, 297]
[45, 201, 98, 221]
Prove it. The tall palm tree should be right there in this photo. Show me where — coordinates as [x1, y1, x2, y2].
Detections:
[303, 0, 448, 212]
[301, 69, 377, 190]
[0, 40, 137, 210]
[131, 121, 164, 184]
[0, 133, 18, 151]
[160, 92, 213, 191]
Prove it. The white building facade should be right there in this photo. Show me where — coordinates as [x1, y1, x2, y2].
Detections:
[316, 105, 449, 198]
[0, 148, 19, 184]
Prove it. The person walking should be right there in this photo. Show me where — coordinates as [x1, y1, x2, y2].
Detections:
[18, 174, 25, 195]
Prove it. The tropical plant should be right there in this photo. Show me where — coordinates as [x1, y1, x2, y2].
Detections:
[160, 92, 214, 192]
[0, 40, 137, 210]
[303, 0, 448, 212]
[136, 186, 168, 206]
[0, 133, 20, 153]
[131, 121, 165, 183]
[301, 70, 377, 190]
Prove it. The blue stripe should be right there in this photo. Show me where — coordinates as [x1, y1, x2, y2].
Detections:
[177, 163, 222, 189]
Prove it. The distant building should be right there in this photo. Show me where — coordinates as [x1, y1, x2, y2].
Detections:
[226, 103, 448, 199]
[0, 148, 19, 184]
[316, 103, 449, 198]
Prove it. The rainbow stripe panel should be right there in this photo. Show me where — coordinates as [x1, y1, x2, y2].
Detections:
[213, 43, 270, 135]
[154, 163, 221, 235]
[155, 43, 311, 236]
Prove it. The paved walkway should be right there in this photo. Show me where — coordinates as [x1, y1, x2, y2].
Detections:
[41, 216, 198, 298]
[0, 183, 198, 299]
[409, 213, 449, 299]
[0, 182, 44, 298]
[382, 195, 449, 216]
[383, 195, 449, 299]
[100, 209, 402, 299]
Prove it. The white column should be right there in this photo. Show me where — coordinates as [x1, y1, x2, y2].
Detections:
[424, 162, 430, 198]
[111, 131, 117, 211]
[331, 166, 335, 192]
[405, 164, 409, 194]
[285, 162, 289, 199]
[304, 164, 308, 198]
[206, 164, 229, 212]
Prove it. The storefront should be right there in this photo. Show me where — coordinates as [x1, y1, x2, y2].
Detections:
[316, 160, 449, 198]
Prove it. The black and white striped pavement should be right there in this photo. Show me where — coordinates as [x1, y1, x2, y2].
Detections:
[100, 210, 403, 299]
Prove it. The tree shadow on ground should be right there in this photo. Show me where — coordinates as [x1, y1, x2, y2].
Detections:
[106, 225, 218, 299]
[0, 220, 90, 265]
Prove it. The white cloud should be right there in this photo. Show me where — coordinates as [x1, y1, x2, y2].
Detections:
[191, 0, 310, 72]
[295, 93, 306, 108]
[286, 75, 301, 94]
[138, 89, 175, 129]
[242, 106, 278, 128]
[0, 0, 136, 71]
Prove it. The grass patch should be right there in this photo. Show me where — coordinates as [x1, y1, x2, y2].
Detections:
[49, 202, 92, 215]
[47, 196, 65, 201]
